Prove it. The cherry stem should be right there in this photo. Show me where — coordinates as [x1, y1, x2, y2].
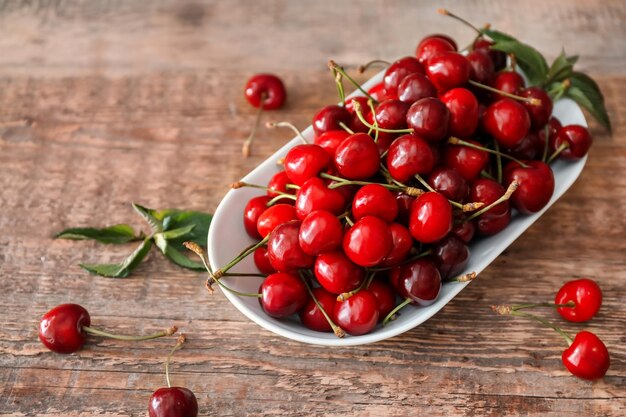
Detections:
[352, 100, 413, 133]
[383, 298, 412, 326]
[413, 174, 484, 212]
[344, 215, 355, 227]
[338, 121, 355, 134]
[299, 272, 346, 338]
[465, 180, 519, 222]
[242, 104, 265, 157]
[285, 183, 300, 190]
[447, 137, 529, 168]
[368, 249, 432, 272]
[321, 172, 423, 197]
[266, 193, 297, 206]
[266, 121, 308, 144]
[547, 142, 569, 164]
[331, 66, 346, 106]
[547, 79, 571, 102]
[358, 59, 391, 73]
[437, 8, 481, 35]
[511, 301, 576, 311]
[230, 181, 293, 197]
[492, 306, 574, 346]
[445, 271, 477, 283]
[82, 325, 177, 342]
[165, 333, 186, 388]
[328, 60, 378, 104]
[337, 271, 376, 301]
[213, 235, 270, 279]
[481, 170, 496, 181]
[468, 80, 541, 106]
[494, 138, 503, 184]
[365, 99, 380, 142]
[541, 123, 550, 163]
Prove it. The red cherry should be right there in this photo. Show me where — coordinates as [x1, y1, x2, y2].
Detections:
[312, 105, 351, 137]
[315, 251, 365, 295]
[260, 272, 309, 318]
[386, 134, 435, 183]
[367, 279, 397, 320]
[415, 36, 456, 64]
[295, 177, 346, 220]
[469, 179, 511, 235]
[427, 167, 469, 203]
[482, 98, 531, 149]
[256, 203, 297, 238]
[443, 139, 489, 182]
[397, 72, 437, 104]
[313, 130, 350, 159]
[267, 221, 314, 272]
[284, 144, 331, 186]
[299, 287, 338, 332]
[490, 71, 525, 101]
[521, 87, 553, 129]
[333, 290, 379, 335]
[451, 220, 476, 243]
[538, 116, 562, 152]
[244, 195, 272, 239]
[374, 99, 410, 131]
[298, 210, 343, 256]
[432, 235, 470, 279]
[381, 223, 413, 267]
[409, 192, 453, 243]
[334, 133, 380, 180]
[504, 161, 555, 214]
[508, 131, 542, 161]
[343, 216, 393, 267]
[244, 74, 286, 110]
[425, 51, 470, 92]
[473, 38, 507, 71]
[551, 125, 593, 160]
[394, 192, 415, 224]
[440, 87, 479, 138]
[562, 331, 610, 380]
[383, 57, 425, 97]
[467, 49, 495, 84]
[352, 184, 398, 223]
[149, 387, 199, 417]
[267, 170, 295, 199]
[253, 246, 276, 275]
[406, 97, 450, 143]
[38, 303, 90, 353]
[368, 82, 391, 101]
[396, 258, 442, 306]
[555, 279, 602, 323]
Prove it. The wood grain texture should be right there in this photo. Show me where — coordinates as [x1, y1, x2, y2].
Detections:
[1, 0, 625, 416]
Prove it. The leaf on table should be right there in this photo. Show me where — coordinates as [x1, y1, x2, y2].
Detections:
[163, 245, 205, 270]
[55, 224, 141, 244]
[565, 71, 612, 132]
[153, 209, 213, 250]
[80, 238, 153, 278]
[132, 203, 163, 233]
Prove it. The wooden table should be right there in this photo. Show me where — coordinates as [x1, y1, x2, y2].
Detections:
[1, 1, 625, 415]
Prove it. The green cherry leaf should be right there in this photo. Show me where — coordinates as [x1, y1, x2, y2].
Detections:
[55, 224, 141, 244]
[565, 71, 612, 132]
[80, 238, 153, 278]
[153, 232, 204, 271]
[491, 41, 549, 86]
[131, 203, 163, 233]
[545, 49, 576, 86]
[153, 209, 213, 251]
[481, 28, 516, 43]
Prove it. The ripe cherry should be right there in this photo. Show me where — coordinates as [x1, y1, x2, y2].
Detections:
[383, 57, 425, 97]
[368, 82, 391, 101]
[260, 272, 309, 318]
[298, 210, 343, 256]
[425, 51, 470, 92]
[443, 139, 489, 182]
[256, 203, 297, 238]
[508, 131, 542, 161]
[409, 192, 453, 243]
[333, 290, 380, 335]
[345, 97, 371, 133]
[374, 99, 410, 131]
[295, 177, 346, 220]
[394, 192, 415, 224]
[312, 105, 351, 137]
[315, 251, 365, 295]
[415, 36, 456, 64]
[314, 130, 350, 158]
[551, 125, 593, 160]
[334, 133, 380, 180]
[397, 72, 437, 104]
[406, 97, 450, 143]
[299, 287, 338, 332]
[504, 161, 555, 214]
[451, 220, 476, 243]
[467, 49, 495, 84]
[267, 221, 314, 272]
[343, 216, 393, 267]
[555, 279, 602, 323]
[267, 170, 295, 199]
[386, 134, 435, 183]
[427, 167, 469, 203]
[469, 179, 511, 235]
[432, 235, 470, 279]
[562, 331, 610, 381]
[440, 88, 479, 138]
[284, 144, 331, 186]
[538, 116, 562, 152]
[473, 38, 506, 71]
[396, 258, 442, 306]
[482, 98, 531, 149]
[367, 279, 397, 320]
[352, 184, 398, 223]
[244, 195, 272, 239]
[253, 246, 276, 275]
[380, 223, 413, 267]
[244, 74, 286, 110]
[521, 87, 553, 129]
[490, 71, 525, 101]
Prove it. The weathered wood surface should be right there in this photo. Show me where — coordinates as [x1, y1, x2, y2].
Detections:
[1, 1, 625, 416]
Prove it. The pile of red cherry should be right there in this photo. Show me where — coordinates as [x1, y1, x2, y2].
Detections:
[231, 30, 593, 340]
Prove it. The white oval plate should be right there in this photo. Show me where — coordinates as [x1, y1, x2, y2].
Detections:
[208, 70, 587, 346]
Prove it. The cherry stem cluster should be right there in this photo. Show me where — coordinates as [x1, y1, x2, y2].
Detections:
[328, 60, 378, 104]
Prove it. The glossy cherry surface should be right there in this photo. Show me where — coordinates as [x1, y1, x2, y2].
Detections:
[38, 303, 90, 354]
[244, 195, 272, 239]
[521, 87, 553, 129]
[473, 37, 506, 71]
[315, 251, 365, 295]
[298, 210, 343, 256]
[374, 99, 410, 131]
[555, 278, 602, 323]
[386, 134, 435, 183]
[343, 216, 393, 267]
[334, 133, 380, 180]
[562, 331, 610, 381]
[244, 73, 286, 110]
[267, 221, 314, 272]
[427, 167, 469, 202]
[504, 161, 555, 214]
[440, 87, 479, 138]
[406, 97, 450, 142]
[256, 203, 297, 238]
[333, 290, 380, 335]
[284, 144, 331, 186]
[397, 258, 442, 306]
[425, 51, 470, 92]
[482, 98, 531, 148]
[380, 223, 413, 267]
[299, 287, 337, 332]
[314, 130, 350, 158]
[551, 125, 593, 160]
[352, 184, 399, 223]
[443, 139, 489, 182]
[312, 105, 352, 137]
[451, 220, 476, 243]
[409, 192, 452, 243]
[432, 235, 469, 279]
[490, 71, 525, 101]
[149, 387, 199, 417]
[467, 49, 495, 84]
[260, 272, 309, 318]
[253, 246, 276, 275]
[367, 279, 396, 320]
[295, 177, 346, 220]
[415, 36, 456, 64]
[267, 170, 294, 198]
[397, 72, 437, 103]
[469, 179, 511, 235]
[383, 56, 425, 97]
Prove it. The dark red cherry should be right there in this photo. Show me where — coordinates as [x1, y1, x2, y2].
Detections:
[469, 179, 511, 235]
[334, 133, 380, 180]
[374, 99, 410, 130]
[397, 72, 437, 104]
[508, 131, 542, 161]
[482, 98, 531, 148]
[299, 287, 337, 332]
[443, 139, 489, 182]
[343, 216, 393, 267]
[397, 258, 442, 306]
[394, 192, 415, 224]
[490, 71, 525, 101]
[383, 57, 425, 97]
[260, 272, 308, 318]
[473, 38, 507, 71]
[537, 116, 562, 152]
[267, 221, 314, 272]
[425, 51, 470, 92]
[440, 87, 479, 138]
[432, 235, 470, 279]
[562, 331, 610, 381]
[352, 184, 398, 223]
[406, 97, 450, 142]
[345, 96, 371, 133]
[149, 387, 198, 417]
[333, 290, 379, 336]
[386, 134, 435, 183]
[256, 203, 297, 238]
[253, 246, 276, 275]
[467, 49, 495, 84]
[409, 192, 452, 243]
[504, 160, 555, 214]
[521, 87, 553, 129]
[267, 170, 295, 198]
[284, 144, 331, 186]
[427, 167, 469, 202]
[295, 177, 346, 220]
[298, 210, 343, 256]
[314, 130, 350, 159]
[367, 279, 397, 320]
[415, 36, 456, 64]
[312, 105, 352, 137]
[244, 74, 286, 110]
[555, 278, 602, 323]
[451, 220, 476, 243]
[315, 251, 365, 295]
[38, 303, 90, 354]
[244, 195, 272, 239]
[381, 223, 413, 267]
[551, 125, 593, 160]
